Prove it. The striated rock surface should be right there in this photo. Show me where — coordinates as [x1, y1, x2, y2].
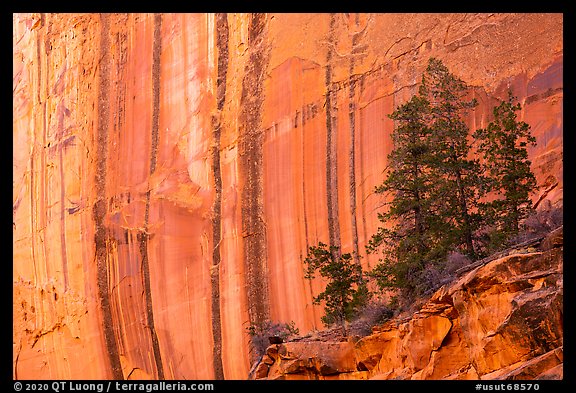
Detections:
[254, 228, 563, 380]
[13, 13, 562, 379]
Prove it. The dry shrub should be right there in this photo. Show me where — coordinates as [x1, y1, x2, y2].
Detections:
[349, 299, 394, 337]
[246, 320, 299, 358]
[413, 251, 472, 298]
[512, 202, 563, 244]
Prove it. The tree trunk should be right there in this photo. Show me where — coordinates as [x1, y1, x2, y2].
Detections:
[455, 169, 475, 258]
[413, 161, 426, 257]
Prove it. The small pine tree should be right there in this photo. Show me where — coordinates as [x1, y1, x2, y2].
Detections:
[304, 242, 369, 337]
[474, 91, 537, 247]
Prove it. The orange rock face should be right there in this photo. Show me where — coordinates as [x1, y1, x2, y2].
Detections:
[13, 13, 562, 379]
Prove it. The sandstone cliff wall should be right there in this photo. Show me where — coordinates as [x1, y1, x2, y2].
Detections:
[13, 13, 562, 379]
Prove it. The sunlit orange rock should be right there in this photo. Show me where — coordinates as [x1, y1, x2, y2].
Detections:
[254, 229, 562, 380]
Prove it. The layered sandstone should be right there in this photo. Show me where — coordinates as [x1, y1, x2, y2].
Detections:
[253, 228, 563, 380]
[13, 13, 562, 379]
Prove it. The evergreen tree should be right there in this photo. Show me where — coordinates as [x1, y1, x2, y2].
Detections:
[366, 95, 450, 298]
[474, 91, 537, 246]
[368, 57, 490, 303]
[419, 57, 484, 259]
[304, 242, 369, 337]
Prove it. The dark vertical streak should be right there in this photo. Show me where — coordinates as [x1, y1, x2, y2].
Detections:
[93, 13, 124, 380]
[325, 14, 342, 258]
[301, 107, 310, 251]
[301, 82, 315, 327]
[149, 16, 162, 177]
[30, 15, 45, 285]
[210, 12, 228, 380]
[358, 83, 370, 270]
[348, 14, 361, 270]
[140, 13, 165, 380]
[239, 13, 271, 364]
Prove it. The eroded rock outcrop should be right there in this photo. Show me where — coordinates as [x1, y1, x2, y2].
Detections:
[254, 228, 563, 380]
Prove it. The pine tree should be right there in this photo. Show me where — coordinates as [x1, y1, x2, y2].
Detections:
[367, 58, 488, 303]
[474, 91, 537, 246]
[418, 57, 484, 258]
[304, 242, 369, 337]
[366, 95, 449, 297]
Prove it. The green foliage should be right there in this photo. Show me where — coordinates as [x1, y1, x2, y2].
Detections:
[368, 57, 485, 301]
[304, 242, 369, 336]
[418, 57, 484, 258]
[474, 91, 537, 246]
[366, 94, 446, 295]
[367, 58, 538, 305]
